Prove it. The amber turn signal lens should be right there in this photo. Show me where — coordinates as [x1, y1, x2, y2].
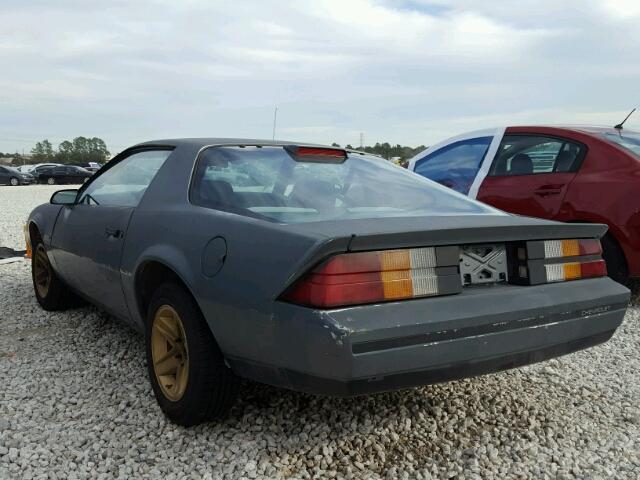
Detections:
[24, 223, 32, 259]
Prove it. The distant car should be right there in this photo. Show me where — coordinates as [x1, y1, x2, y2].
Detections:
[22, 163, 62, 173]
[36, 165, 93, 185]
[70, 162, 102, 173]
[409, 126, 640, 283]
[0, 165, 35, 186]
[26, 138, 628, 426]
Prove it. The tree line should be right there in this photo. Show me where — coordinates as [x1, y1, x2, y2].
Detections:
[1, 138, 424, 166]
[0, 137, 111, 165]
[331, 142, 426, 163]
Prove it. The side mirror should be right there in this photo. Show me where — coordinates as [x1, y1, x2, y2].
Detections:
[50, 189, 79, 205]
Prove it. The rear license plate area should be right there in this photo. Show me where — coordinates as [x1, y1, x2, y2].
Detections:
[460, 243, 508, 286]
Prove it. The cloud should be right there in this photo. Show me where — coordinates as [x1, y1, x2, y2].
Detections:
[0, 0, 638, 153]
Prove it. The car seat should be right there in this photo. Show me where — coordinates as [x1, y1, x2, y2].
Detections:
[197, 179, 240, 208]
[554, 151, 576, 172]
[289, 179, 337, 211]
[510, 153, 533, 175]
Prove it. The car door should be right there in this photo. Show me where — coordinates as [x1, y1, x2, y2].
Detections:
[34, 166, 48, 182]
[63, 166, 74, 183]
[65, 166, 79, 183]
[51, 149, 172, 318]
[477, 134, 586, 219]
[50, 166, 66, 184]
[0, 167, 8, 185]
[409, 128, 504, 195]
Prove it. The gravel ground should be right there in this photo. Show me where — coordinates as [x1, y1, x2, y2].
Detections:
[0, 185, 60, 251]
[1, 185, 639, 480]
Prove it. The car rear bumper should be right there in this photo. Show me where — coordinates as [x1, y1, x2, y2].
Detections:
[226, 278, 629, 396]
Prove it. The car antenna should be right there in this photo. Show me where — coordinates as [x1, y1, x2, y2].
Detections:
[614, 107, 636, 130]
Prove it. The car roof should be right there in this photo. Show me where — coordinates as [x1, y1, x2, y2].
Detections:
[134, 138, 332, 149]
[506, 125, 640, 136]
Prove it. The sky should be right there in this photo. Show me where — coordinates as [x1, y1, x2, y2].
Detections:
[1, 0, 640, 155]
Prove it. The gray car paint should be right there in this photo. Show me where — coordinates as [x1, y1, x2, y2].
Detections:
[27, 138, 630, 395]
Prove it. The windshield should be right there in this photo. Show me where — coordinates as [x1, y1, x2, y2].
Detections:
[190, 146, 498, 224]
[602, 131, 640, 158]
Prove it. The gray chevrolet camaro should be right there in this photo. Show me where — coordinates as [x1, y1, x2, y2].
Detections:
[26, 139, 629, 426]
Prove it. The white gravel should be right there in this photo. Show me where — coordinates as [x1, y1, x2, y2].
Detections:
[0, 185, 60, 251]
[1, 185, 639, 479]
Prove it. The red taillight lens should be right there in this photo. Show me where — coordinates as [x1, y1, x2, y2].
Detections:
[296, 147, 346, 158]
[282, 247, 459, 308]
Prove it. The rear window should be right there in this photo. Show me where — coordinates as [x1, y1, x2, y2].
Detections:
[190, 146, 496, 224]
[602, 132, 640, 158]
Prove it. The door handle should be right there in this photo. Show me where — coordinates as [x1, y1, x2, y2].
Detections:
[105, 228, 123, 239]
[534, 185, 563, 197]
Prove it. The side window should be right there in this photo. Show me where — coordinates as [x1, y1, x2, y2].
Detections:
[80, 149, 172, 207]
[490, 135, 586, 176]
[54, 166, 66, 174]
[413, 137, 492, 194]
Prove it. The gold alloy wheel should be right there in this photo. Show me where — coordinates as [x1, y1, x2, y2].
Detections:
[151, 305, 189, 402]
[33, 246, 52, 298]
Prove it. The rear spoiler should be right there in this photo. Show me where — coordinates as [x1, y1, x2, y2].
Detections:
[280, 218, 607, 292]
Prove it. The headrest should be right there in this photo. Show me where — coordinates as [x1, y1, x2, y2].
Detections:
[510, 153, 533, 175]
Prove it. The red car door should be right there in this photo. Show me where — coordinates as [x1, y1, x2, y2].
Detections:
[477, 133, 585, 220]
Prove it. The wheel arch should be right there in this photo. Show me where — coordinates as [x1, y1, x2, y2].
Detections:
[28, 220, 44, 247]
[134, 259, 201, 326]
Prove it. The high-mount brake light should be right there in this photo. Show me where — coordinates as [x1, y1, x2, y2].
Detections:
[282, 246, 461, 308]
[284, 146, 348, 164]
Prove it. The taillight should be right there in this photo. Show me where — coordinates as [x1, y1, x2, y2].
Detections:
[542, 239, 602, 258]
[513, 238, 607, 285]
[282, 246, 461, 308]
[544, 259, 607, 282]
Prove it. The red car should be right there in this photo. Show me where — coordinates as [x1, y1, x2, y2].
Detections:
[408, 125, 640, 282]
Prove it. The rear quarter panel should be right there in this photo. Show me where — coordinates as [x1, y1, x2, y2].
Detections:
[119, 144, 334, 357]
[561, 137, 640, 275]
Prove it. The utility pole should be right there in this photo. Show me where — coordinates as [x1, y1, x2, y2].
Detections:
[272, 107, 278, 141]
[359, 132, 364, 149]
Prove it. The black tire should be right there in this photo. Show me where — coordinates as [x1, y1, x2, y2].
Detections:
[47, 177, 56, 185]
[32, 243, 78, 311]
[10, 177, 19, 186]
[601, 234, 628, 284]
[145, 282, 239, 426]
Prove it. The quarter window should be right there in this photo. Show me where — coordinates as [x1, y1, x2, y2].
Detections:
[413, 137, 492, 194]
[79, 149, 172, 207]
[490, 135, 586, 176]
